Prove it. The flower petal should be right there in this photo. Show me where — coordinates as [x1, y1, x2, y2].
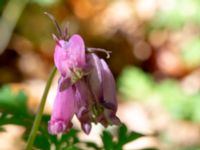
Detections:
[54, 34, 86, 77]
[86, 54, 103, 101]
[59, 76, 72, 92]
[98, 59, 121, 126]
[54, 40, 70, 77]
[68, 34, 86, 67]
[48, 80, 75, 134]
[81, 122, 91, 134]
[86, 54, 120, 126]
[75, 80, 93, 134]
[100, 59, 117, 112]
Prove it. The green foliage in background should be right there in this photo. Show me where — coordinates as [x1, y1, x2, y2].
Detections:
[0, 86, 29, 127]
[146, 0, 200, 79]
[149, 0, 200, 29]
[117, 67, 155, 101]
[118, 67, 200, 123]
[101, 124, 144, 150]
[181, 37, 200, 69]
[0, 86, 148, 150]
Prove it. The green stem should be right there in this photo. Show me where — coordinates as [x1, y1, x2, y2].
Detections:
[26, 66, 57, 150]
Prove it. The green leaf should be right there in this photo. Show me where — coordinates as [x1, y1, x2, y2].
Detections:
[126, 131, 143, 143]
[0, 86, 29, 115]
[0, 86, 32, 129]
[115, 124, 143, 149]
[117, 124, 128, 147]
[61, 128, 79, 144]
[85, 142, 101, 150]
[101, 130, 113, 150]
[63, 145, 82, 150]
[34, 132, 51, 150]
[47, 128, 80, 150]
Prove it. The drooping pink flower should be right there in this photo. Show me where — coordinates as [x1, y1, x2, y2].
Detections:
[86, 54, 120, 127]
[99, 59, 120, 126]
[74, 79, 93, 134]
[49, 31, 120, 135]
[48, 78, 75, 134]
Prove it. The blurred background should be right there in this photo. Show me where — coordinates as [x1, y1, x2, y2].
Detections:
[1, 0, 200, 149]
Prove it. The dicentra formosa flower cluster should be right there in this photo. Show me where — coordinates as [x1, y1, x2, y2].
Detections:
[48, 26, 120, 135]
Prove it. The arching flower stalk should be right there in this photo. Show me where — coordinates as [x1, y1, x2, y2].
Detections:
[46, 12, 120, 135]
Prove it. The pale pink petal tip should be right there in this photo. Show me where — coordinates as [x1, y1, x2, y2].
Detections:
[48, 120, 66, 135]
[81, 123, 91, 135]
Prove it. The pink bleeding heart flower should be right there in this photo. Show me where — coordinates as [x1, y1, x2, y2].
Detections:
[86, 54, 120, 127]
[99, 59, 120, 126]
[48, 78, 75, 134]
[49, 76, 93, 135]
[49, 33, 91, 135]
[74, 79, 93, 134]
[47, 15, 120, 134]
[54, 34, 86, 78]
[49, 47, 120, 135]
